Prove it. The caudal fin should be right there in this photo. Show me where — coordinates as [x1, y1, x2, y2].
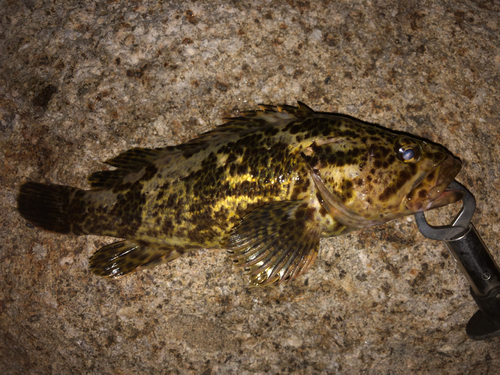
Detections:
[17, 181, 77, 234]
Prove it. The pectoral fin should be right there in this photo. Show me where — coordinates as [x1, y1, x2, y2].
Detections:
[90, 240, 183, 278]
[225, 201, 321, 287]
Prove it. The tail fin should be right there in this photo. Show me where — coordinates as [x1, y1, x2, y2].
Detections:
[17, 182, 78, 234]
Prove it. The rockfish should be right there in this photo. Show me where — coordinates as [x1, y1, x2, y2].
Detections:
[17, 103, 463, 286]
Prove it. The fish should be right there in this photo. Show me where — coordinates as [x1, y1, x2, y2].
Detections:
[17, 102, 463, 286]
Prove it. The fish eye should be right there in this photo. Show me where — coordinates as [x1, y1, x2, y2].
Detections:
[394, 137, 421, 163]
[402, 149, 415, 160]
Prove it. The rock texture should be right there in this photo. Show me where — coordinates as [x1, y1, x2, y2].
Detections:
[1, 0, 500, 373]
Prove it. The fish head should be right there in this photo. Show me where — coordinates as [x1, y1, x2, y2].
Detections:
[303, 121, 463, 229]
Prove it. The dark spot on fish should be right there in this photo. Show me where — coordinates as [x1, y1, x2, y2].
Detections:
[317, 121, 332, 136]
[237, 164, 248, 175]
[328, 152, 339, 166]
[140, 164, 158, 182]
[336, 151, 348, 167]
[156, 189, 165, 201]
[342, 180, 353, 191]
[289, 123, 303, 134]
[343, 191, 353, 201]
[298, 117, 312, 126]
[380, 147, 390, 158]
[264, 127, 279, 136]
[224, 152, 236, 164]
[395, 170, 411, 189]
[348, 148, 362, 159]
[163, 218, 174, 235]
[304, 207, 316, 220]
[418, 189, 427, 198]
[379, 185, 397, 202]
[315, 192, 323, 205]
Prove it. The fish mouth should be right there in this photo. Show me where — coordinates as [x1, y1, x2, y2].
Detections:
[407, 155, 464, 212]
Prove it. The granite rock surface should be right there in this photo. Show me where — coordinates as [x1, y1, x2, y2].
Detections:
[1, 0, 500, 373]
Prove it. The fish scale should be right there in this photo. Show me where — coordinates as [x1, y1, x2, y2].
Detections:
[17, 102, 463, 286]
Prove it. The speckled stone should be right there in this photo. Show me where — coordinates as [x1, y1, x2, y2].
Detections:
[1, 0, 500, 373]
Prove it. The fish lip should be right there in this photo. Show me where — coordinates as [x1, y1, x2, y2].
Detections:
[425, 187, 465, 210]
[407, 155, 463, 212]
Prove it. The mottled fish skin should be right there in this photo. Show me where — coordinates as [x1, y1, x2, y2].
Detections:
[17, 103, 462, 286]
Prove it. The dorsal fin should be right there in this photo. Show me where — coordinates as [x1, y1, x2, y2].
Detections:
[88, 147, 169, 189]
[88, 169, 129, 189]
[87, 102, 314, 189]
[173, 122, 253, 151]
[104, 147, 166, 168]
[278, 101, 315, 118]
[179, 102, 315, 154]
[238, 101, 315, 121]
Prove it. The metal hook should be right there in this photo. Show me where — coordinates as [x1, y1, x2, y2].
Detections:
[414, 180, 476, 241]
[414, 180, 500, 340]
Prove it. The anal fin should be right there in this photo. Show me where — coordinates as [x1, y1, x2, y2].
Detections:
[225, 200, 321, 287]
[90, 240, 183, 278]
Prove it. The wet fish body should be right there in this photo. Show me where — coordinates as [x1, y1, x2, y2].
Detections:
[17, 103, 462, 286]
